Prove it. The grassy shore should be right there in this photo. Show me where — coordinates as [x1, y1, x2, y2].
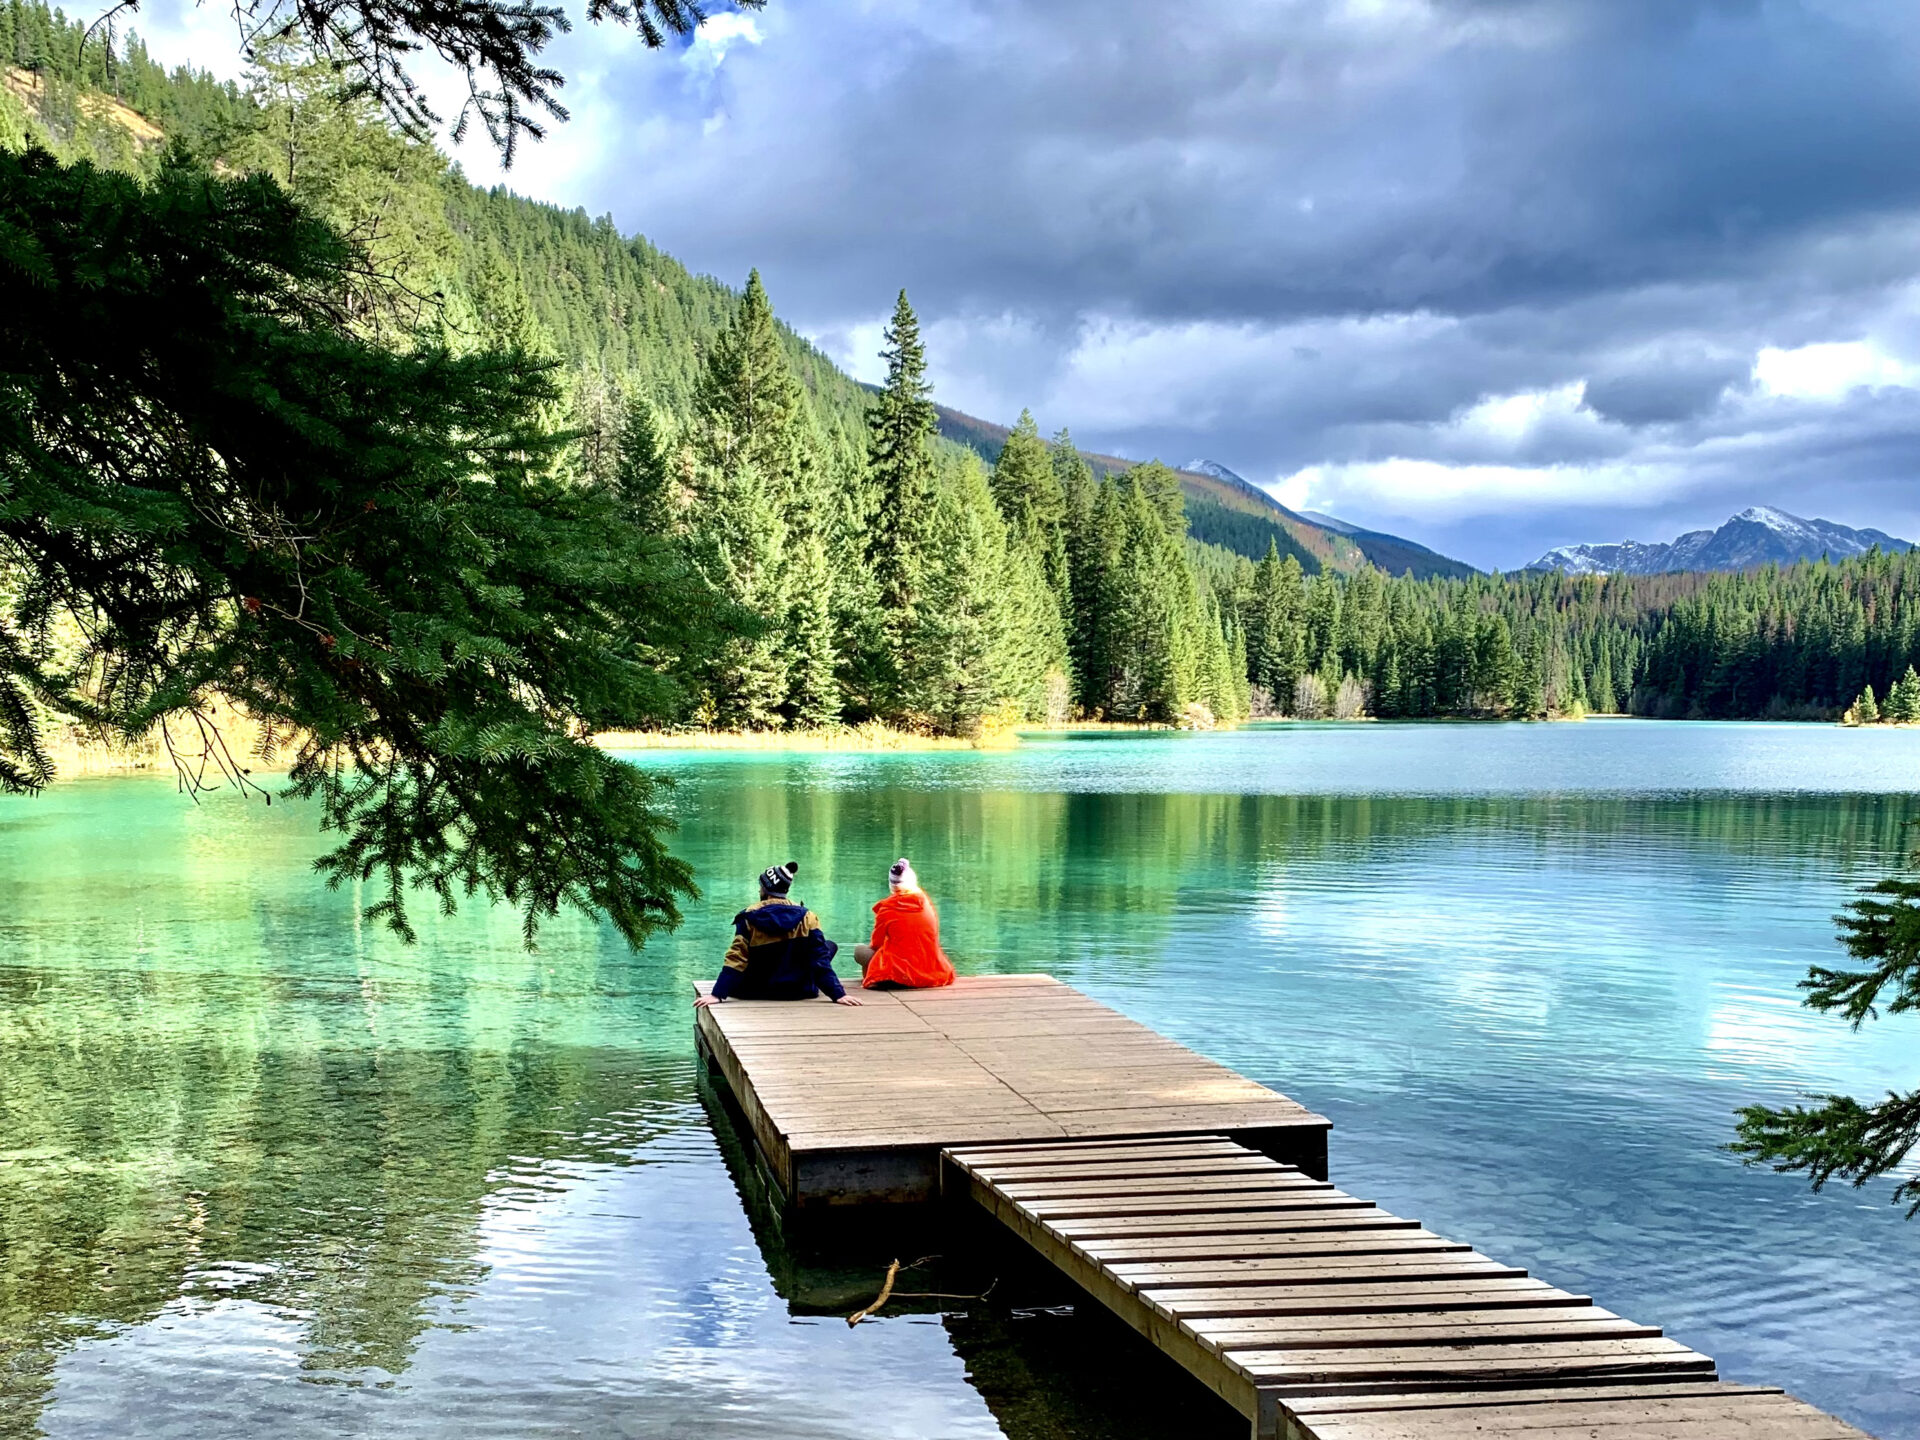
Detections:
[595, 722, 1016, 752]
[592, 718, 1214, 752]
[33, 716, 1206, 781]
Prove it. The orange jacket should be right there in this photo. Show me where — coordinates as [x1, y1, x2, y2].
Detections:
[862, 890, 955, 989]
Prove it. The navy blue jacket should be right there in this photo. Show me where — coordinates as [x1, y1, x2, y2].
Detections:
[710, 899, 845, 1001]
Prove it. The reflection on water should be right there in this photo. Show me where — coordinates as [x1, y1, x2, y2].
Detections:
[3, 723, 1919, 1437]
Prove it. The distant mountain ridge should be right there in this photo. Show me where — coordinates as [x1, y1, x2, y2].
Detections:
[932, 407, 1476, 579]
[934, 404, 1346, 571]
[1527, 506, 1912, 575]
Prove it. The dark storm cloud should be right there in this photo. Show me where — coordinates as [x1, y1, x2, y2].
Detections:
[459, 0, 1920, 568]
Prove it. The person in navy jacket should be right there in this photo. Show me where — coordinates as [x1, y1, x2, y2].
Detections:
[694, 860, 861, 1007]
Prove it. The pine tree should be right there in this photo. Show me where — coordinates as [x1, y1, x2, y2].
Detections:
[615, 396, 683, 534]
[1227, 619, 1253, 721]
[1303, 573, 1341, 674]
[785, 532, 842, 728]
[1129, 461, 1188, 535]
[1066, 474, 1125, 716]
[1245, 541, 1284, 702]
[1889, 666, 1920, 723]
[0, 148, 733, 947]
[1114, 480, 1191, 722]
[1854, 684, 1881, 724]
[1477, 614, 1519, 710]
[1268, 555, 1308, 706]
[990, 409, 1067, 564]
[1510, 642, 1547, 719]
[904, 455, 1012, 735]
[686, 271, 812, 728]
[866, 290, 939, 714]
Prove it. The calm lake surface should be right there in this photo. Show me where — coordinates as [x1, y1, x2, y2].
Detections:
[4, 720, 1919, 1438]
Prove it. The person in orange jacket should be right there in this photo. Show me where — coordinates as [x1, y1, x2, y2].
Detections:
[855, 858, 956, 989]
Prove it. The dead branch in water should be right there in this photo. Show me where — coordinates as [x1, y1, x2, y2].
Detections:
[846, 1257, 997, 1326]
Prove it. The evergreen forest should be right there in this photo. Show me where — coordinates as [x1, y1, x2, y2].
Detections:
[7, 0, 1920, 739]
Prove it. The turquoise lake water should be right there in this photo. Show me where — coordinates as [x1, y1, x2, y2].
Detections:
[3, 720, 1918, 1437]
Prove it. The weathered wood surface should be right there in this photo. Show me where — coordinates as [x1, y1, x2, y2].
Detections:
[943, 1136, 1873, 1440]
[694, 974, 1329, 1204]
[1281, 1386, 1871, 1440]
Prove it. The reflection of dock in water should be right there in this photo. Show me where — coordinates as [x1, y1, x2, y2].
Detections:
[695, 975, 1872, 1440]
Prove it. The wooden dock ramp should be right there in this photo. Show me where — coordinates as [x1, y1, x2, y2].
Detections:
[943, 1135, 1872, 1440]
[694, 974, 1330, 1206]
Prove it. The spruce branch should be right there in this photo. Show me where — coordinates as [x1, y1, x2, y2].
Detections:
[1734, 827, 1920, 1213]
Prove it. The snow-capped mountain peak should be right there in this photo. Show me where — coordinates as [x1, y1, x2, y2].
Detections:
[1184, 459, 1251, 486]
[1527, 506, 1911, 575]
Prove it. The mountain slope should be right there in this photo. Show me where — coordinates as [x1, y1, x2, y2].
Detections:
[936, 408, 1477, 577]
[1183, 465, 1477, 581]
[1529, 506, 1912, 575]
[937, 409, 1329, 571]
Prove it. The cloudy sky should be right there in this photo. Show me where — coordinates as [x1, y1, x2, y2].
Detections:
[145, 0, 1920, 570]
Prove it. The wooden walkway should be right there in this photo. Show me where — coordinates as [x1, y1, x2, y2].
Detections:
[694, 973, 1329, 1206]
[696, 977, 1874, 1439]
[943, 1134, 1872, 1440]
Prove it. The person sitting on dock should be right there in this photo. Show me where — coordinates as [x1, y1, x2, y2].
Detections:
[854, 859, 956, 990]
[694, 861, 861, 1007]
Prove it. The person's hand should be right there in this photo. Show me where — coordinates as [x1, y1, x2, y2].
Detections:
[693, 994, 723, 1008]
[833, 994, 863, 1006]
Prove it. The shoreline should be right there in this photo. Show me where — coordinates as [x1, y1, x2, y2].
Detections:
[593, 720, 1187, 753]
[26, 710, 1883, 785]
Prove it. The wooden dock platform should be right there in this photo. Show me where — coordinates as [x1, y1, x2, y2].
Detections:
[694, 973, 1330, 1206]
[943, 1135, 1871, 1440]
[695, 976, 1873, 1440]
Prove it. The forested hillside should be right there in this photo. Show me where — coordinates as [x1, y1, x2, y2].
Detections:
[1204, 541, 1920, 721]
[7, 0, 1915, 730]
[0, 3, 1251, 731]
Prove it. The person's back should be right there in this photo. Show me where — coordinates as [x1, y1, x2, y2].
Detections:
[695, 861, 859, 1007]
[858, 859, 955, 990]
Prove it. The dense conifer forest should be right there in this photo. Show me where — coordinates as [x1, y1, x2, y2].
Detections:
[7, 0, 1919, 732]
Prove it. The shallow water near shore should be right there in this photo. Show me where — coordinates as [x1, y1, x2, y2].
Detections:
[3, 721, 1919, 1438]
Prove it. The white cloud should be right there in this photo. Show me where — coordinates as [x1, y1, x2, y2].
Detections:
[1453, 383, 1595, 446]
[682, 13, 763, 82]
[1273, 455, 1677, 520]
[1753, 340, 1920, 401]
[125, 5, 252, 82]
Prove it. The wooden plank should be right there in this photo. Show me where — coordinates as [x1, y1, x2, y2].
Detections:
[1281, 1384, 1784, 1415]
[958, 1155, 1287, 1183]
[1235, 1336, 1714, 1385]
[1302, 1409, 1859, 1440]
[948, 1139, 1246, 1167]
[1015, 1192, 1370, 1219]
[1109, 1253, 1524, 1287]
[1194, 1310, 1662, 1351]
[1052, 1216, 1423, 1246]
[1146, 1281, 1587, 1320]
[1076, 1233, 1474, 1263]
[997, 1174, 1338, 1201]
[1283, 1386, 1871, 1440]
